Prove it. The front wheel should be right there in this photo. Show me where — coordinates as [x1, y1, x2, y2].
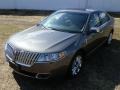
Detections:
[68, 54, 82, 78]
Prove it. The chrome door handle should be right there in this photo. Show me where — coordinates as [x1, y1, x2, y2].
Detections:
[99, 30, 103, 33]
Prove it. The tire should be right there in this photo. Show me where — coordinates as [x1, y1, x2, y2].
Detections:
[68, 53, 83, 78]
[106, 32, 113, 45]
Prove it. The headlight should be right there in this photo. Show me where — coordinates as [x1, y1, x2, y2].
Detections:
[37, 51, 66, 62]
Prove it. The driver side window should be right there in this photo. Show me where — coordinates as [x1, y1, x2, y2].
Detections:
[89, 13, 101, 28]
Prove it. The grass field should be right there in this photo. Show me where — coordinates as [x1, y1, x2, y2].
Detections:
[0, 11, 120, 90]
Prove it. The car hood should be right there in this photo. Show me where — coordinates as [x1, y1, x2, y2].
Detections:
[8, 26, 80, 53]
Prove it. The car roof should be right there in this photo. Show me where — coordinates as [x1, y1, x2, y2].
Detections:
[57, 9, 98, 14]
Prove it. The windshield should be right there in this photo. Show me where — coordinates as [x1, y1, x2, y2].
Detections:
[40, 12, 88, 32]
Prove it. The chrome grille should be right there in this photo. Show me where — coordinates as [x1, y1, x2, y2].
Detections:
[6, 43, 40, 67]
[15, 50, 40, 66]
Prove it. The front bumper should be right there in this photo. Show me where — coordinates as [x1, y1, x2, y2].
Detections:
[6, 55, 72, 79]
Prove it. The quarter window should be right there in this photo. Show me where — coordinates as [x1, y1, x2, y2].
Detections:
[99, 12, 110, 24]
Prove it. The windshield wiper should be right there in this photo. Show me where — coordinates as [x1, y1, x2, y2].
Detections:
[47, 27, 59, 30]
[37, 24, 59, 31]
[36, 23, 47, 29]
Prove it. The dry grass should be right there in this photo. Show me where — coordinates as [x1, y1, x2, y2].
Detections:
[0, 11, 120, 90]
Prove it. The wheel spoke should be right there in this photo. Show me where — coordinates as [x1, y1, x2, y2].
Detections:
[108, 33, 113, 44]
[71, 55, 82, 76]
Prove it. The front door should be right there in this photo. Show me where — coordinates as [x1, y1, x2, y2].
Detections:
[84, 12, 103, 53]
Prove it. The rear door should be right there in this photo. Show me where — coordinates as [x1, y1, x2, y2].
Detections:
[98, 12, 112, 40]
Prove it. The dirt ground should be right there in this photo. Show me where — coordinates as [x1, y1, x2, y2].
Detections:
[0, 11, 120, 90]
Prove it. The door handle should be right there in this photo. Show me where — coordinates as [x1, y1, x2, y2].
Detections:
[99, 30, 103, 33]
[91, 33, 96, 37]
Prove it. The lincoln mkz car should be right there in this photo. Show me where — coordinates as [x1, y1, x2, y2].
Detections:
[5, 9, 114, 79]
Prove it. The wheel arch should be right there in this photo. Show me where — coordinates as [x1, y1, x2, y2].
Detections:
[111, 28, 114, 34]
[67, 48, 85, 78]
[75, 48, 86, 58]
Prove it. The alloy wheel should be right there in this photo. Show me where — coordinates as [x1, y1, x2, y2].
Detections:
[71, 55, 82, 76]
[108, 33, 113, 45]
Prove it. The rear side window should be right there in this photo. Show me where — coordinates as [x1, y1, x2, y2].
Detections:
[99, 12, 110, 24]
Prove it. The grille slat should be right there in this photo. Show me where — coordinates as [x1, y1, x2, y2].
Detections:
[24, 52, 29, 64]
[36, 54, 40, 61]
[31, 53, 38, 64]
[18, 52, 23, 62]
[26, 53, 31, 65]
[29, 54, 34, 65]
[23, 52, 27, 64]
[33, 53, 38, 62]
[26, 52, 31, 64]
[16, 51, 19, 60]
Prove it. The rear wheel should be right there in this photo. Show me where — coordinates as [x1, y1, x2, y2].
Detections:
[68, 54, 82, 78]
[107, 32, 113, 45]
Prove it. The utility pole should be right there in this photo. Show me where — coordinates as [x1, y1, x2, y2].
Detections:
[85, 0, 88, 9]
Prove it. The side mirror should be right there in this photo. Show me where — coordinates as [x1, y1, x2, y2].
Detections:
[89, 27, 100, 33]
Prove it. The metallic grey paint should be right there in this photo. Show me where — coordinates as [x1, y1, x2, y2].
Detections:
[5, 9, 114, 79]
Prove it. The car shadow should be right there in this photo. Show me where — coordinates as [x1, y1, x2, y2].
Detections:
[13, 39, 120, 90]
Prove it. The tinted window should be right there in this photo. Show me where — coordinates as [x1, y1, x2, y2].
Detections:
[99, 12, 110, 24]
[40, 12, 88, 32]
[89, 13, 101, 27]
